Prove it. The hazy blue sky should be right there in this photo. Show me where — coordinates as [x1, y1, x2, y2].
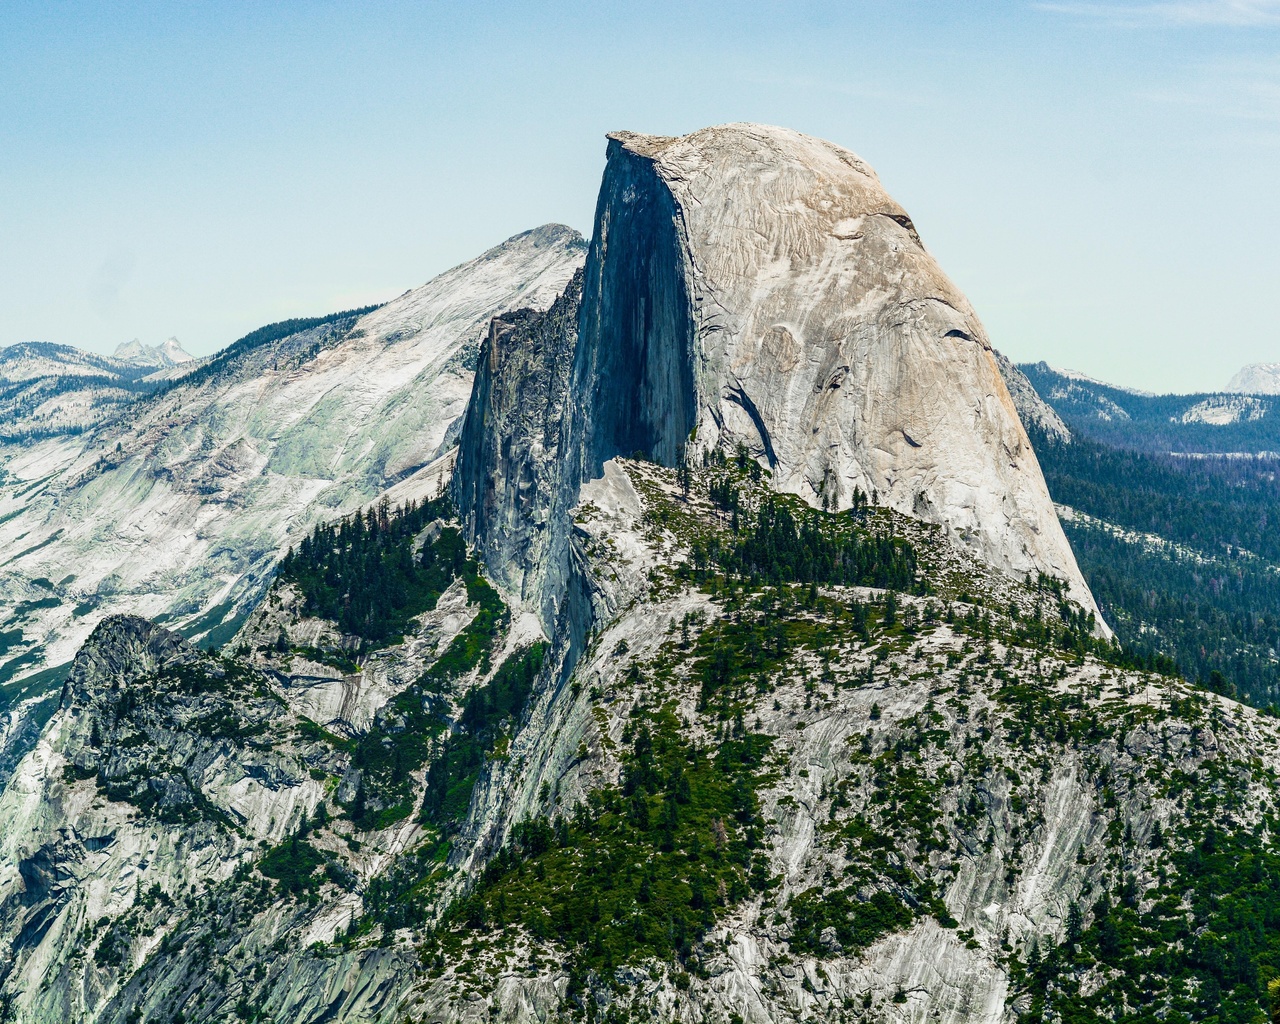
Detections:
[2, 1, 1278, 392]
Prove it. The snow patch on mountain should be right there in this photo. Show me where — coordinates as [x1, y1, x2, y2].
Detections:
[1050, 365, 1154, 397]
[113, 337, 195, 368]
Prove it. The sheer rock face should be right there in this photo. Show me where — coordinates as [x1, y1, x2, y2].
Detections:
[570, 145, 698, 473]
[454, 270, 583, 620]
[574, 124, 1097, 617]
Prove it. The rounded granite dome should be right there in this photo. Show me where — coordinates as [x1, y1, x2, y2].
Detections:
[574, 122, 1102, 622]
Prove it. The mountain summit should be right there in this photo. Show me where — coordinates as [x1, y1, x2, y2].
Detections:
[112, 336, 194, 367]
[1226, 361, 1280, 394]
[462, 123, 1100, 624]
[595, 126, 1093, 606]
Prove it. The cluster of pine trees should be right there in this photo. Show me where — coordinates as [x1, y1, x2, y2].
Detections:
[690, 455, 917, 593]
[1031, 426, 1280, 710]
[277, 494, 461, 647]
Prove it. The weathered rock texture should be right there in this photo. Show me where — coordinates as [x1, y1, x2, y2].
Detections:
[454, 270, 583, 618]
[0, 571, 512, 1023]
[0, 617, 322, 1022]
[16, 126, 1240, 1024]
[569, 125, 1096, 615]
[4, 458, 1279, 1024]
[0, 224, 584, 687]
[1227, 361, 1280, 394]
[993, 348, 1070, 442]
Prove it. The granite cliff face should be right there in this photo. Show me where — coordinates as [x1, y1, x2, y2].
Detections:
[456, 127, 1097, 641]
[566, 125, 1094, 617]
[8, 126, 1278, 1024]
[453, 269, 583, 620]
[0, 225, 584, 694]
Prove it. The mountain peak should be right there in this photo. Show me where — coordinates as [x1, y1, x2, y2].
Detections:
[159, 336, 194, 363]
[112, 336, 194, 367]
[608, 122, 887, 186]
[564, 124, 1101, 618]
[68, 614, 196, 700]
[1226, 361, 1280, 394]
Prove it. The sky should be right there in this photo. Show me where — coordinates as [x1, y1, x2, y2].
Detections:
[1, 1, 1279, 393]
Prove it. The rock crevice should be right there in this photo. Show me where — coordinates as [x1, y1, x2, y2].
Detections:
[598, 124, 1097, 615]
[460, 124, 1100, 622]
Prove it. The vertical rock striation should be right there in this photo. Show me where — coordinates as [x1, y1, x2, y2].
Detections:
[569, 147, 698, 471]
[454, 270, 583, 620]
[561, 124, 1098, 617]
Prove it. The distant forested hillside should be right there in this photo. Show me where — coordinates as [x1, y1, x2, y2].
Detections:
[1020, 362, 1280, 453]
[1028, 426, 1280, 712]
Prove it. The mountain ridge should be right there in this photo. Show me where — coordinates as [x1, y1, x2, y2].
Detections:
[0, 341, 178, 440]
[0, 127, 1277, 1024]
[0, 224, 584, 695]
[1226, 361, 1280, 395]
[1019, 361, 1280, 453]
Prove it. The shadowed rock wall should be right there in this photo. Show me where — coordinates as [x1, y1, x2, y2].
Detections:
[570, 138, 698, 474]
[454, 270, 583, 613]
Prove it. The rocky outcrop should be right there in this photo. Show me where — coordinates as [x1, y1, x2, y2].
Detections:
[1226, 361, 1280, 394]
[0, 617, 326, 1021]
[438, 458, 1279, 1024]
[454, 270, 583, 619]
[1180, 394, 1269, 425]
[993, 348, 1070, 442]
[0, 576, 514, 1023]
[565, 125, 1097, 616]
[233, 575, 483, 737]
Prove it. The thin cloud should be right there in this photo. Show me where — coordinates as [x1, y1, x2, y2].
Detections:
[1037, 1, 1280, 25]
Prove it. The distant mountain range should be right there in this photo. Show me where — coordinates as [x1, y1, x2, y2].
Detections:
[1019, 360, 1280, 453]
[0, 338, 199, 440]
[0, 225, 584, 697]
[1003, 359, 1280, 713]
[112, 336, 195, 368]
